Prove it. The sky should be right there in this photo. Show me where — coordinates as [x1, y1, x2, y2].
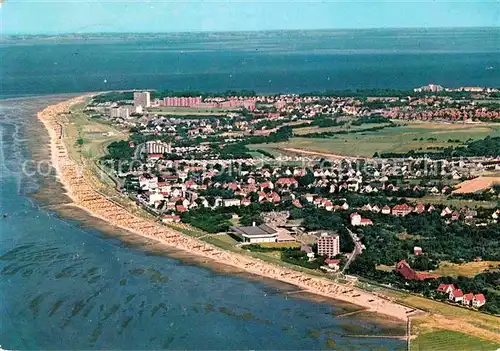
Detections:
[0, 0, 498, 34]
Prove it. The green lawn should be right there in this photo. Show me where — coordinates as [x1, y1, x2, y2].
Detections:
[293, 122, 390, 136]
[411, 330, 500, 351]
[250, 122, 500, 158]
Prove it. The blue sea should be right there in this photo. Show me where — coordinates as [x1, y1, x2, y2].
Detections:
[0, 28, 496, 349]
[1, 28, 499, 97]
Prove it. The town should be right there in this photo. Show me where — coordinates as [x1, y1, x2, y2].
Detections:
[82, 87, 500, 315]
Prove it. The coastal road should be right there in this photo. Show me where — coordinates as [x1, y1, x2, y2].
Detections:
[341, 226, 363, 274]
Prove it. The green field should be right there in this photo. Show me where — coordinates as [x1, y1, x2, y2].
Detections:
[250, 121, 500, 158]
[411, 330, 500, 351]
[293, 122, 391, 136]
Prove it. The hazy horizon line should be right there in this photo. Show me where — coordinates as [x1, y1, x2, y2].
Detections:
[3, 25, 499, 37]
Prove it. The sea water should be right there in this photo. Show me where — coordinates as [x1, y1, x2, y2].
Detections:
[1, 28, 499, 97]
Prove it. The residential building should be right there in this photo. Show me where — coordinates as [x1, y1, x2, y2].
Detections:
[449, 288, 464, 302]
[392, 204, 413, 216]
[110, 106, 130, 119]
[325, 258, 341, 270]
[396, 259, 440, 281]
[134, 91, 151, 108]
[437, 284, 456, 294]
[317, 233, 340, 258]
[146, 140, 172, 154]
[472, 294, 486, 308]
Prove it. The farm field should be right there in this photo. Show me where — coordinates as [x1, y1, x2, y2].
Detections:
[403, 196, 498, 209]
[410, 330, 500, 351]
[293, 122, 390, 135]
[432, 261, 500, 278]
[452, 176, 500, 194]
[250, 121, 500, 158]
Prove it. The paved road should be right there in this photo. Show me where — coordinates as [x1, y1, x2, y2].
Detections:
[341, 226, 363, 274]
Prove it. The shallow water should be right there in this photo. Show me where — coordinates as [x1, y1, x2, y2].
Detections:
[0, 97, 406, 349]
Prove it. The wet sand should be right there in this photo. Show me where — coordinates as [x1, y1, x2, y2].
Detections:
[36, 95, 416, 321]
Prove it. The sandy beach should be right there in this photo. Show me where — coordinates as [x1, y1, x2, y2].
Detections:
[37, 96, 416, 321]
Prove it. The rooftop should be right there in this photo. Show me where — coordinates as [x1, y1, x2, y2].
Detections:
[230, 224, 277, 237]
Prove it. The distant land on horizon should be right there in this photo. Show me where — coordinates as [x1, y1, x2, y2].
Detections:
[1, 26, 499, 39]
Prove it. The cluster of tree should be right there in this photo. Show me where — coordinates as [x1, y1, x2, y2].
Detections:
[378, 136, 500, 159]
[300, 207, 355, 252]
[349, 258, 500, 314]
[301, 123, 396, 139]
[351, 115, 388, 125]
[310, 116, 345, 128]
[253, 149, 275, 159]
[346, 209, 500, 314]
[103, 140, 134, 160]
[92, 92, 133, 103]
[180, 208, 232, 233]
[280, 249, 327, 270]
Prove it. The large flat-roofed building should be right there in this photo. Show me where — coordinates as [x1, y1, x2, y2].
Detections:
[134, 91, 151, 108]
[230, 223, 277, 243]
[317, 233, 340, 257]
[164, 96, 202, 107]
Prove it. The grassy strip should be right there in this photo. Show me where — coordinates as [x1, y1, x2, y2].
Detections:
[411, 330, 500, 351]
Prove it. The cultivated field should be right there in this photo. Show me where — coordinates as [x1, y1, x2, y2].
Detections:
[250, 121, 500, 158]
[293, 122, 390, 135]
[432, 261, 500, 278]
[411, 330, 500, 351]
[452, 176, 500, 194]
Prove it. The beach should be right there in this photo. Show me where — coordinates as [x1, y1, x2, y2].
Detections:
[38, 95, 416, 321]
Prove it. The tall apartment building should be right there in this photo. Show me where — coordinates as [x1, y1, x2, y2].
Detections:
[163, 96, 202, 107]
[134, 91, 151, 108]
[145, 140, 172, 154]
[110, 106, 130, 119]
[317, 233, 340, 258]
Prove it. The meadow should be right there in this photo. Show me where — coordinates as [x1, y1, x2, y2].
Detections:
[411, 330, 500, 351]
[250, 121, 500, 158]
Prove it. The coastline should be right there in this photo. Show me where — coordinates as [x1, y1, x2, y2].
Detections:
[37, 96, 416, 321]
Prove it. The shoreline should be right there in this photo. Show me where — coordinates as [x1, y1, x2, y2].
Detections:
[37, 95, 417, 321]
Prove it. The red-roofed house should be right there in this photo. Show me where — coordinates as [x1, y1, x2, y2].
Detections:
[325, 258, 341, 270]
[414, 203, 425, 214]
[472, 294, 486, 308]
[276, 177, 298, 188]
[396, 260, 419, 280]
[462, 293, 474, 306]
[360, 218, 373, 226]
[396, 260, 439, 281]
[381, 205, 391, 215]
[176, 205, 187, 213]
[449, 288, 464, 302]
[392, 204, 413, 216]
[437, 283, 456, 294]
